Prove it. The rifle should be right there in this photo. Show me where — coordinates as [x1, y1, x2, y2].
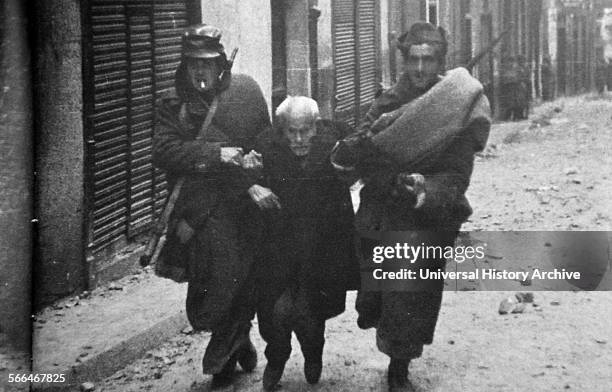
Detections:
[220, 48, 239, 82]
[140, 48, 238, 268]
[465, 27, 511, 72]
[139, 98, 218, 267]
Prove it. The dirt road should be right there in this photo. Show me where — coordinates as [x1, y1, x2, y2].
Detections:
[98, 95, 612, 392]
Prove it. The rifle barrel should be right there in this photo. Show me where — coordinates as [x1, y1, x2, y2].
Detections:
[465, 29, 510, 71]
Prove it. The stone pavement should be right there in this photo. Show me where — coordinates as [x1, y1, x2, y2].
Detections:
[30, 268, 188, 391]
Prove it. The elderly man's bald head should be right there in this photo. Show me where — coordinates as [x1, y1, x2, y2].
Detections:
[275, 96, 320, 156]
[276, 96, 320, 125]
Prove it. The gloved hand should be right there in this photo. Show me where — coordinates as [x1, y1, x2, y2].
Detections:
[176, 219, 195, 244]
[330, 133, 376, 172]
[393, 173, 426, 209]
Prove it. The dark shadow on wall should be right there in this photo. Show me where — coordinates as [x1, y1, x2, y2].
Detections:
[0, 0, 33, 352]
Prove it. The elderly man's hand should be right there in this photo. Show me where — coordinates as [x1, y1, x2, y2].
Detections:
[248, 184, 281, 210]
[394, 173, 426, 209]
[220, 147, 244, 166]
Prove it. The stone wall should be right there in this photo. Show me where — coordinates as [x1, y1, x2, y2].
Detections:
[0, 0, 33, 349]
[202, 0, 273, 116]
[34, 0, 86, 305]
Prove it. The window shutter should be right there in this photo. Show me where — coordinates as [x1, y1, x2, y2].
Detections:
[332, 0, 358, 126]
[357, 0, 378, 120]
[86, 0, 188, 252]
[333, 0, 380, 127]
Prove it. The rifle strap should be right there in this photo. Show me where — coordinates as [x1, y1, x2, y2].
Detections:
[159, 95, 219, 226]
[195, 96, 219, 141]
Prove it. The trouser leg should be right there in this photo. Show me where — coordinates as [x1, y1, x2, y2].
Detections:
[202, 272, 257, 375]
[202, 320, 251, 374]
[259, 289, 294, 368]
[294, 311, 325, 363]
[356, 290, 381, 329]
[292, 290, 325, 384]
[376, 333, 424, 361]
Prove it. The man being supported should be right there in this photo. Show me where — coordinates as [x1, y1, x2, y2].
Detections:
[253, 96, 358, 391]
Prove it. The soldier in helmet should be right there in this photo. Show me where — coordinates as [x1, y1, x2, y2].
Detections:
[152, 24, 272, 388]
[332, 22, 490, 392]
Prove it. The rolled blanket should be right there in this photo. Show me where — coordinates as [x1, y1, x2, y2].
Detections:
[331, 68, 491, 171]
[372, 67, 490, 168]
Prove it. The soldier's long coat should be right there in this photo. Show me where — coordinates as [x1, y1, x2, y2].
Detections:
[353, 71, 490, 357]
[152, 73, 270, 331]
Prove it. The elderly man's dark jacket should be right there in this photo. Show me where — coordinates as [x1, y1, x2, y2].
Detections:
[255, 120, 359, 320]
[152, 73, 270, 331]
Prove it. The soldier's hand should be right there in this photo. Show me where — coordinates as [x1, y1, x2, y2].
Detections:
[394, 173, 426, 209]
[370, 110, 401, 133]
[220, 147, 244, 166]
[176, 219, 195, 244]
[242, 150, 263, 170]
[248, 184, 281, 210]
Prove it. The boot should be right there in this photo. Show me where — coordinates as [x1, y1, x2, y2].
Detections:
[210, 354, 237, 389]
[262, 362, 286, 391]
[357, 314, 378, 329]
[237, 339, 257, 372]
[304, 358, 322, 384]
[387, 358, 414, 392]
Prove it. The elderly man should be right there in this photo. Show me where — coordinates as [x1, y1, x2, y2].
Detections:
[152, 24, 271, 388]
[332, 22, 490, 391]
[252, 96, 357, 391]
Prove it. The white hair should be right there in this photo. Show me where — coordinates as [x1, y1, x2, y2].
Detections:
[275, 96, 320, 125]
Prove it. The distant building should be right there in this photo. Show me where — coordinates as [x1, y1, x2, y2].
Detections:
[602, 8, 612, 62]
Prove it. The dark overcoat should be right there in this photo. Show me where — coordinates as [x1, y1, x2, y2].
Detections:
[152, 73, 270, 331]
[354, 75, 490, 350]
[255, 120, 359, 320]
[499, 65, 529, 120]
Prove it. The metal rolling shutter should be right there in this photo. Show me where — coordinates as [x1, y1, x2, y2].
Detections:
[332, 0, 380, 127]
[332, 0, 358, 126]
[86, 0, 188, 252]
[357, 0, 378, 119]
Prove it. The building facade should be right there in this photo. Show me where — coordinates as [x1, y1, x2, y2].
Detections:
[1, 0, 33, 349]
[385, 0, 600, 110]
[34, 0, 387, 304]
[34, 0, 602, 304]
